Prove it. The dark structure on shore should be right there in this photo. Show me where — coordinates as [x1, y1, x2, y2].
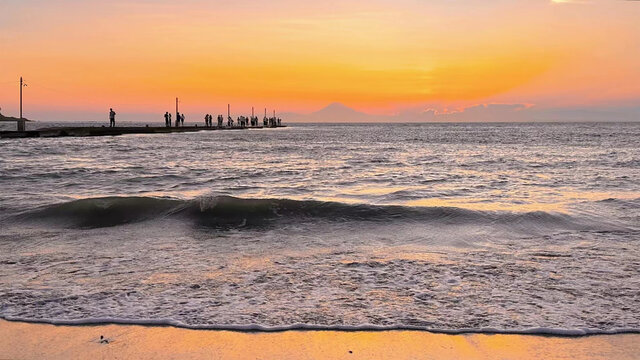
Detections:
[0, 123, 286, 139]
[0, 112, 30, 132]
[1, 84, 284, 139]
[0, 102, 285, 139]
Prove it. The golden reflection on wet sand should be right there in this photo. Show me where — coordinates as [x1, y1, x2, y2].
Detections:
[0, 320, 637, 360]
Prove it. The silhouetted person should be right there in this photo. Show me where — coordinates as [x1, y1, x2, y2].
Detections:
[175, 112, 181, 127]
[218, 115, 223, 127]
[164, 112, 169, 127]
[168, 113, 172, 127]
[109, 108, 116, 127]
[180, 113, 185, 126]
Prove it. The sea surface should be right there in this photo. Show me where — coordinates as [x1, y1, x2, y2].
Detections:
[1, 122, 639, 335]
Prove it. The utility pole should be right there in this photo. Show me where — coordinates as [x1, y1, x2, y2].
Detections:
[228, 104, 230, 118]
[175, 97, 179, 119]
[252, 107, 254, 118]
[18, 77, 26, 131]
[20, 77, 23, 119]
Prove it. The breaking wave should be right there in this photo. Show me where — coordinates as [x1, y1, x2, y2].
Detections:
[14, 195, 602, 230]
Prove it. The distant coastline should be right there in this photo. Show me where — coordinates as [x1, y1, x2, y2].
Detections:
[0, 112, 31, 122]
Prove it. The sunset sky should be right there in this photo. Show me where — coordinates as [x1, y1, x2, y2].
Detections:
[1, 0, 639, 121]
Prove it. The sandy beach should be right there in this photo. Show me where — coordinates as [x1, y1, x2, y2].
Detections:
[0, 320, 638, 360]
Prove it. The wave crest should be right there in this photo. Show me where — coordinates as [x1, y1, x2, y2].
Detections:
[18, 196, 182, 228]
[16, 195, 587, 230]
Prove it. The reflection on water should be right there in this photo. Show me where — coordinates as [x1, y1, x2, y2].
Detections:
[1, 122, 639, 214]
[0, 122, 639, 332]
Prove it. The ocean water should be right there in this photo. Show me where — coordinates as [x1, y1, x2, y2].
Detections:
[0, 122, 639, 334]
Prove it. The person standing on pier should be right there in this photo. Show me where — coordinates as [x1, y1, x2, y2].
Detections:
[164, 112, 169, 127]
[175, 112, 180, 127]
[109, 108, 116, 127]
[168, 113, 172, 127]
[180, 113, 185, 126]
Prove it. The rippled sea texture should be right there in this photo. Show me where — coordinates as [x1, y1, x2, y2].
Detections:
[0, 122, 639, 332]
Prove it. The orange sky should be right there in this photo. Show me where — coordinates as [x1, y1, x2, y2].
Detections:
[0, 0, 639, 120]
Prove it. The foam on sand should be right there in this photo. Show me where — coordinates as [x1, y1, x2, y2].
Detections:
[3, 316, 640, 336]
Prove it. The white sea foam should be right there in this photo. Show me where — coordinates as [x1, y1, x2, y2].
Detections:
[3, 316, 640, 336]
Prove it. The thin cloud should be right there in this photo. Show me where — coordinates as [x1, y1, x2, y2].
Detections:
[552, 0, 639, 3]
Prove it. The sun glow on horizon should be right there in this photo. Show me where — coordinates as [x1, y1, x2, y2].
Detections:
[0, 0, 638, 120]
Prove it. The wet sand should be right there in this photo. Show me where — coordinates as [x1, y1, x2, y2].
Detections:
[0, 320, 638, 360]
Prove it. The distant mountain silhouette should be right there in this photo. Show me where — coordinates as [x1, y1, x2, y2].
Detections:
[283, 103, 383, 122]
[313, 102, 362, 116]
[281, 103, 640, 123]
[0, 112, 31, 122]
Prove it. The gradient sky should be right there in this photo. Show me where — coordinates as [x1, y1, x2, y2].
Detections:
[1, 0, 639, 121]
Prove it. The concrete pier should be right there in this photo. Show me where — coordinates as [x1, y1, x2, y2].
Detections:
[0, 125, 286, 139]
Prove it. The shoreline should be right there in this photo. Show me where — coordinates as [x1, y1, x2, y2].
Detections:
[1, 320, 639, 360]
[3, 317, 639, 336]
